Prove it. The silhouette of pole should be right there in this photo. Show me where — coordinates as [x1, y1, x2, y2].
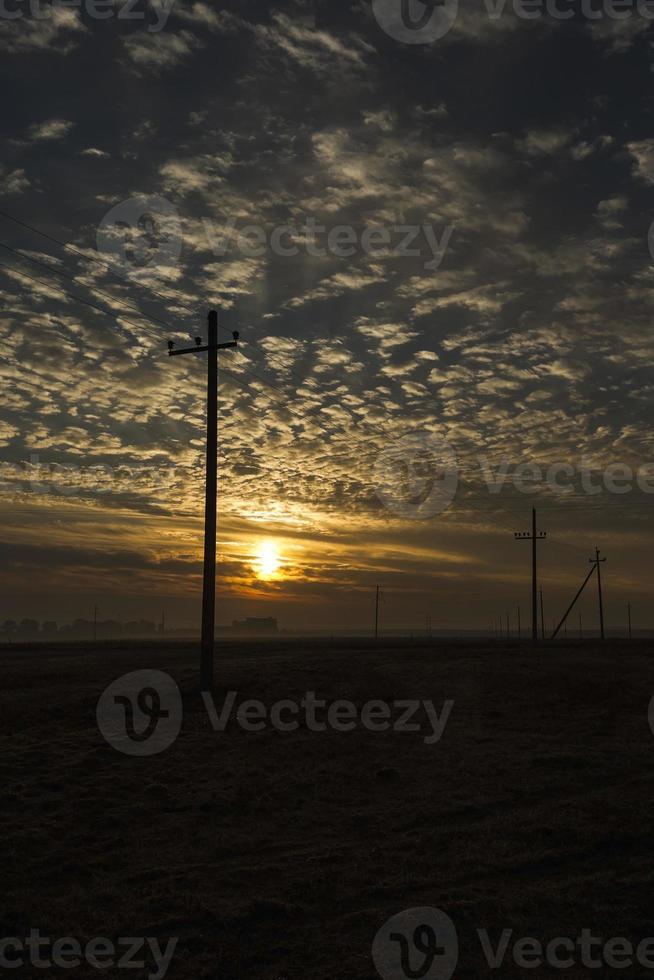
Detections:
[375, 585, 380, 640]
[167, 312, 238, 690]
[514, 509, 547, 644]
[590, 548, 607, 640]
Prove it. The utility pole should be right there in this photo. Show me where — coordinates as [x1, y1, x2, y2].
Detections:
[168, 312, 238, 690]
[514, 509, 547, 644]
[589, 548, 607, 641]
[375, 585, 380, 640]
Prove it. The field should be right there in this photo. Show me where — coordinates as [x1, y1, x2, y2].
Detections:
[1, 638, 653, 978]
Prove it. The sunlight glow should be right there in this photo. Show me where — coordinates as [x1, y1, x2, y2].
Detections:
[254, 540, 282, 580]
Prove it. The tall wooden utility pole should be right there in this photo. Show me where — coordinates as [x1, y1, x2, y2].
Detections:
[514, 509, 547, 644]
[168, 312, 238, 690]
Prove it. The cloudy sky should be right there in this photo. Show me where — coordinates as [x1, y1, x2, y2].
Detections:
[2, 0, 654, 632]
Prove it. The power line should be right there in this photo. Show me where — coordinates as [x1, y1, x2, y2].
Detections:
[0, 259, 163, 340]
[0, 207, 215, 332]
[0, 239, 181, 336]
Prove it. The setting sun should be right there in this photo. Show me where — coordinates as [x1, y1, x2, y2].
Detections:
[254, 541, 282, 581]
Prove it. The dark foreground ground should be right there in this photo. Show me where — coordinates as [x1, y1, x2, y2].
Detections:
[1, 638, 653, 978]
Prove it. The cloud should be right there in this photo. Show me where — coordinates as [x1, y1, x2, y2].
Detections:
[82, 147, 110, 159]
[27, 118, 74, 142]
[0, 6, 86, 54]
[627, 139, 654, 183]
[122, 30, 202, 72]
[0, 166, 30, 196]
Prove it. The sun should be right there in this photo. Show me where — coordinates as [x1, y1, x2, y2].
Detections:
[254, 541, 282, 581]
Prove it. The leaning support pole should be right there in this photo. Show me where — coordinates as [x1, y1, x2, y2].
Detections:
[551, 565, 596, 640]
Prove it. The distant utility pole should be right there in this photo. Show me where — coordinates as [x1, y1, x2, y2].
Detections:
[590, 548, 607, 641]
[375, 585, 381, 640]
[168, 311, 238, 690]
[628, 602, 632, 640]
[514, 509, 547, 644]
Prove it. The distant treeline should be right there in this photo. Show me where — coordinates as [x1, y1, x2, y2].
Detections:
[0, 619, 160, 641]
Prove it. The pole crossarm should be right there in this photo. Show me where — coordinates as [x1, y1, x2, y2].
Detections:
[168, 338, 238, 356]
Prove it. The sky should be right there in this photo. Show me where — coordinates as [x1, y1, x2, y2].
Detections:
[2, 0, 654, 633]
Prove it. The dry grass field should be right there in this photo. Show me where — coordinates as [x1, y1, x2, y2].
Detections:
[1, 638, 653, 978]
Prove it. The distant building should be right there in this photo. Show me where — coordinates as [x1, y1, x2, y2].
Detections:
[232, 617, 278, 635]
